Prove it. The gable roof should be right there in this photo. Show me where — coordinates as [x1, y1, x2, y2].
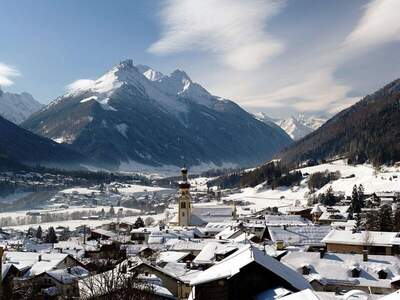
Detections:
[322, 230, 400, 247]
[268, 226, 331, 247]
[190, 244, 311, 291]
[282, 252, 400, 289]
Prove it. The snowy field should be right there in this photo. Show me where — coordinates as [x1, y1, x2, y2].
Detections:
[223, 160, 400, 214]
[61, 184, 173, 196]
[2, 209, 166, 231]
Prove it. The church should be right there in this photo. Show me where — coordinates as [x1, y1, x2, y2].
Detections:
[169, 167, 235, 227]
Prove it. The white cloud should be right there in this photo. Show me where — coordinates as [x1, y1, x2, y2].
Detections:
[66, 79, 95, 92]
[242, 67, 355, 113]
[149, 0, 285, 71]
[345, 0, 400, 51]
[0, 62, 20, 87]
[231, 0, 400, 116]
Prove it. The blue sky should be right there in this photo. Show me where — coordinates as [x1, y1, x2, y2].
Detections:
[1, 0, 400, 118]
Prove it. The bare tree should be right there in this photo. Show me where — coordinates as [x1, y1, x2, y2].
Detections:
[78, 264, 155, 300]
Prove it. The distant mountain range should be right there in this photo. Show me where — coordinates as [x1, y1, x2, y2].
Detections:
[22, 59, 292, 170]
[0, 115, 84, 169]
[0, 87, 43, 124]
[254, 112, 327, 140]
[279, 78, 400, 166]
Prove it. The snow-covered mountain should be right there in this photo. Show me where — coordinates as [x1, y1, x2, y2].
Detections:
[254, 112, 327, 140]
[0, 87, 43, 124]
[23, 59, 292, 170]
[280, 78, 400, 166]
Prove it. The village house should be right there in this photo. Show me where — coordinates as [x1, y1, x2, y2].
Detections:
[322, 230, 400, 255]
[282, 251, 400, 295]
[189, 245, 310, 300]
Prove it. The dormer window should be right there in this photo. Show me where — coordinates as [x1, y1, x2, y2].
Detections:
[378, 270, 388, 279]
[351, 268, 361, 278]
[302, 265, 311, 275]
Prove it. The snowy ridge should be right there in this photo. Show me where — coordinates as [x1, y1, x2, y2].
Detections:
[65, 59, 185, 113]
[0, 88, 43, 124]
[135, 64, 215, 108]
[255, 112, 327, 140]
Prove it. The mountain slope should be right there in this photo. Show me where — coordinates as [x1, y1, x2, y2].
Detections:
[23, 60, 292, 170]
[0, 115, 84, 168]
[255, 112, 326, 140]
[0, 88, 43, 124]
[279, 79, 400, 166]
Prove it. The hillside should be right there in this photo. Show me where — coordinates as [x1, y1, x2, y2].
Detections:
[279, 79, 400, 167]
[0, 115, 85, 168]
[23, 60, 292, 170]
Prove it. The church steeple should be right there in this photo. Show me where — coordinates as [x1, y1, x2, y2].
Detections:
[178, 166, 192, 226]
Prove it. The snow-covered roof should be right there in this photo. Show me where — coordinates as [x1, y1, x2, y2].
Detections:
[167, 239, 206, 252]
[265, 215, 312, 226]
[156, 251, 190, 264]
[191, 206, 233, 223]
[3, 251, 71, 276]
[45, 266, 89, 284]
[318, 206, 350, 222]
[311, 204, 322, 214]
[380, 290, 400, 300]
[322, 230, 400, 247]
[282, 252, 400, 289]
[277, 289, 320, 300]
[193, 242, 240, 265]
[268, 226, 331, 247]
[190, 244, 311, 291]
[214, 226, 240, 240]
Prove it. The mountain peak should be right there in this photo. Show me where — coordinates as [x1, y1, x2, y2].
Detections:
[116, 59, 134, 70]
[171, 69, 191, 82]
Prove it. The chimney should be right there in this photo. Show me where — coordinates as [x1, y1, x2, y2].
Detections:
[319, 248, 325, 259]
[38, 254, 42, 262]
[363, 250, 368, 262]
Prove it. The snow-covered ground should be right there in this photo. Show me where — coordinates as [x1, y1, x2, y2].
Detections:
[0, 206, 140, 220]
[1, 205, 165, 231]
[61, 184, 173, 196]
[299, 160, 400, 196]
[223, 160, 400, 214]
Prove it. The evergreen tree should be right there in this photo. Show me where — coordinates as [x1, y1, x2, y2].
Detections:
[365, 212, 380, 231]
[379, 205, 394, 232]
[358, 184, 365, 207]
[393, 205, 400, 232]
[45, 227, 58, 243]
[354, 213, 362, 232]
[109, 206, 116, 218]
[36, 226, 43, 239]
[351, 185, 361, 213]
[27, 227, 35, 238]
[134, 217, 145, 228]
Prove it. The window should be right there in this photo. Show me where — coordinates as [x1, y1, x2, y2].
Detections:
[182, 212, 185, 217]
[181, 202, 186, 209]
[378, 270, 388, 279]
